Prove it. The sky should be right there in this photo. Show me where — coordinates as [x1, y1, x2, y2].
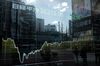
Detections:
[23, 0, 72, 32]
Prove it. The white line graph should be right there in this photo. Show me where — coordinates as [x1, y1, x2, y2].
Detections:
[2, 38, 42, 63]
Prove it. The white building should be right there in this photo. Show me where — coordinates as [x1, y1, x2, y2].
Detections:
[45, 24, 57, 32]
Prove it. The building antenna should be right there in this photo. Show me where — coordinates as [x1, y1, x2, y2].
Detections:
[58, 21, 60, 33]
[61, 22, 63, 41]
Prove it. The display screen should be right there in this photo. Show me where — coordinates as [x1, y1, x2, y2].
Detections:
[0, 0, 100, 66]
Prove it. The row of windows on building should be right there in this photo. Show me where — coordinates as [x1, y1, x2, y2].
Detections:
[73, 19, 91, 28]
[12, 3, 35, 12]
[73, 30, 92, 37]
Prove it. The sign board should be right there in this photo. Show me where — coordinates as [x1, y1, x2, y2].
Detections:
[12, 2, 35, 12]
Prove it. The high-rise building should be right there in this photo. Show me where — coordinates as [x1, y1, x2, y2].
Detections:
[70, 0, 92, 42]
[92, 0, 100, 62]
[0, 0, 36, 53]
[70, 0, 100, 59]
[12, 1, 36, 50]
[36, 18, 44, 32]
[0, 0, 3, 48]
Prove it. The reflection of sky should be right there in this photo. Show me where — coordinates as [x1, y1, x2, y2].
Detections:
[23, 0, 72, 32]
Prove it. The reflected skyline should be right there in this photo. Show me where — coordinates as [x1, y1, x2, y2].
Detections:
[23, 0, 72, 32]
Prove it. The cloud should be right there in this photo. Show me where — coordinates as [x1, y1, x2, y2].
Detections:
[62, 2, 68, 7]
[49, 0, 54, 2]
[51, 21, 58, 25]
[53, 2, 69, 13]
[53, 4, 61, 9]
[60, 8, 67, 12]
[25, 0, 37, 4]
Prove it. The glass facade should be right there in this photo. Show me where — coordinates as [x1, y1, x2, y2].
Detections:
[0, 0, 100, 66]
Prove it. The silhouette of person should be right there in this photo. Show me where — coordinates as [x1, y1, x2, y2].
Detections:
[72, 45, 79, 64]
[80, 46, 87, 66]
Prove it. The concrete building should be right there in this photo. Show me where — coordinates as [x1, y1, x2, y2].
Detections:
[70, 0, 92, 41]
[70, 0, 100, 59]
[36, 18, 44, 32]
[45, 24, 57, 32]
[0, 0, 36, 53]
[12, 1, 36, 48]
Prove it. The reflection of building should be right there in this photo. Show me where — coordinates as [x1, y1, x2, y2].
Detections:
[70, 0, 100, 52]
[0, 0, 23, 65]
[92, 0, 100, 59]
[36, 18, 44, 32]
[71, 0, 92, 39]
[1, 0, 36, 53]
[70, 17, 92, 39]
[12, 2, 36, 53]
[70, 0, 93, 45]
[0, 0, 3, 48]
[69, 20, 73, 40]
[72, 0, 91, 18]
[45, 24, 57, 32]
